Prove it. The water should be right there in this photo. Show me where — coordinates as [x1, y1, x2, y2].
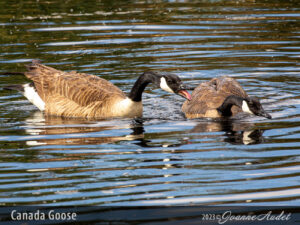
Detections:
[0, 0, 299, 206]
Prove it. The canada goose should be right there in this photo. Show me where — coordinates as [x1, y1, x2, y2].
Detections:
[182, 76, 271, 119]
[4, 61, 191, 118]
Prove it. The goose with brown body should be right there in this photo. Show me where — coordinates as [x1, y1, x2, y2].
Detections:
[4, 61, 191, 118]
[182, 76, 271, 119]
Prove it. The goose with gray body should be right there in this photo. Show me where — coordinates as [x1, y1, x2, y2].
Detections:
[182, 76, 271, 119]
[4, 61, 191, 118]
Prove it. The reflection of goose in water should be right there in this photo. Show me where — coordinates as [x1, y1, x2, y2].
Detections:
[225, 129, 264, 145]
[189, 120, 265, 145]
[132, 120, 266, 173]
[182, 76, 271, 119]
[24, 111, 145, 147]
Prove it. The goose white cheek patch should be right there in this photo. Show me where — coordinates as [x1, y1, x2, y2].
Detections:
[242, 100, 253, 115]
[160, 77, 174, 93]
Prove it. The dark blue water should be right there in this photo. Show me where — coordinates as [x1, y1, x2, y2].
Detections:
[0, 0, 299, 206]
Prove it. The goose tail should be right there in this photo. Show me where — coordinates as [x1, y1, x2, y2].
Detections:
[4, 83, 45, 111]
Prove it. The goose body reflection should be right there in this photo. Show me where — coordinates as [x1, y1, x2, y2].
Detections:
[182, 76, 271, 119]
[4, 61, 191, 119]
[24, 112, 145, 147]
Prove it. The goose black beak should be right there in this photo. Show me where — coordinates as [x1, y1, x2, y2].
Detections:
[177, 85, 192, 101]
[258, 110, 272, 119]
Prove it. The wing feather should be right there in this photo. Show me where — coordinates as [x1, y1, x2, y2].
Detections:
[25, 62, 126, 108]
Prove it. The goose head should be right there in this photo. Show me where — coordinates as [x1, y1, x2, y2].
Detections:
[242, 97, 272, 119]
[159, 74, 192, 100]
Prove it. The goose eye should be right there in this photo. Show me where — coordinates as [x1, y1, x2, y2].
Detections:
[248, 100, 255, 106]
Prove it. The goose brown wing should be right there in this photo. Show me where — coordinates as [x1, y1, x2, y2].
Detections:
[182, 81, 223, 115]
[182, 76, 248, 116]
[213, 76, 248, 98]
[25, 62, 126, 107]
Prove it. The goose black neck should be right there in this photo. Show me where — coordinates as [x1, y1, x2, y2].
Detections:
[128, 72, 161, 102]
[217, 95, 244, 117]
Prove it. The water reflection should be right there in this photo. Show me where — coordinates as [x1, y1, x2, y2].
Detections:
[24, 112, 145, 147]
[23, 111, 265, 151]
[190, 120, 265, 145]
